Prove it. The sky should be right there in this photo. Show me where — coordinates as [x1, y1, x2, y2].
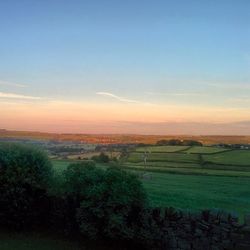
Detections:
[0, 0, 250, 134]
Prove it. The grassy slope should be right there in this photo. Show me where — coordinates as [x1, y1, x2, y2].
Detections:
[184, 146, 230, 154]
[135, 146, 190, 152]
[203, 150, 250, 166]
[123, 146, 250, 218]
[140, 172, 250, 219]
[128, 152, 199, 163]
[51, 159, 250, 219]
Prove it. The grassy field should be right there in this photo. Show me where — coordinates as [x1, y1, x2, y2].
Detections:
[51, 150, 250, 219]
[52, 159, 78, 174]
[203, 150, 250, 166]
[135, 145, 190, 153]
[120, 145, 250, 218]
[184, 146, 230, 154]
[139, 172, 250, 219]
[127, 152, 199, 163]
[125, 146, 250, 174]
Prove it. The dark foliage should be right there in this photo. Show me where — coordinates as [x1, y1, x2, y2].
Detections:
[62, 162, 147, 240]
[91, 152, 110, 163]
[156, 139, 202, 146]
[1, 143, 249, 249]
[0, 143, 52, 229]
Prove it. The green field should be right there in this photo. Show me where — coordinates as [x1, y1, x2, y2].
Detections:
[125, 146, 250, 175]
[184, 146, 230, 154]
[140, 172, 250, 219]
[203, 150, 250, 166]
[51, 147, 250, 219]
[121, 145, 250, 218]
[135, 145, 190, 153]
[127, 152, 199, 163]
[52, 160, 78, 174]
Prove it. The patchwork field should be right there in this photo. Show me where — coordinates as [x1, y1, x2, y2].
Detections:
[124, 146, 250, 177]
[52, 146, 250, 219]
[135, 145, 190, 153]
[127, 152, 199, 164]
[184, 146, 230, 154]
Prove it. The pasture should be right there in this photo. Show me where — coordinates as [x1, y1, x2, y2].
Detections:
[124, 145, 250, 218]
[135, 145, 190, 153]
[141, 172, 250, 219]
[124, 146, 250, 177]
[51, 145, 250, 219]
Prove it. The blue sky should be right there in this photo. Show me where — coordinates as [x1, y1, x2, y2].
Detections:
[0, 0, 250, 134]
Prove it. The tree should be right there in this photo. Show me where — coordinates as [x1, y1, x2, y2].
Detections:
[0, 143, 53, 229]
[63, 163, 148, 240]
[182, 140, 203, 146]
[91, 152, 110, 163]
[156, 140, 169, 146]
[168, 139, 182, 146]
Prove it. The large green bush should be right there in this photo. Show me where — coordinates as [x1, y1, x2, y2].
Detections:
[0, 143, 53, 229]
[63, 162, 147, 240]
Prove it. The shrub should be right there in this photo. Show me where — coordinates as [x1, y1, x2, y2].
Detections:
[62, 162, 147, 240]
[0, 143, 53, 229]
[91, 152, 110, 163]
[182, 140, 203, 146]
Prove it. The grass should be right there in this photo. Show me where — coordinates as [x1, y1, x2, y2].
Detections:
[4, 146, 250, 249]
[127, 152, 199, 163]
[52, 160, 108, 175]
[135, 145, 190, 153]
[123, 146, 250, 219]
[51, 150, 250, 220]
[184, 146, 230, 154]
[138, 171, 250, 220]
[52, 160, 74, 174]
[123, 165, 250, 177]
[203, 150, 250, 166]
[124, 161, 201, 168]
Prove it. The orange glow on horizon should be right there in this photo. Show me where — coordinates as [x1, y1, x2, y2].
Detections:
[1, 99, 250, 134]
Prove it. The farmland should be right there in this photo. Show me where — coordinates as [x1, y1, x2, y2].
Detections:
[51, 145, 250, 219]
[121, 145, 250, 218]
[123, 146, 250, 177]
[141, 172, 250, 219]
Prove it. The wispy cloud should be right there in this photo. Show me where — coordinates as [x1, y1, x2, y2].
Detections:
[96, 92, 141, 103]
[146, 92, 206, 97]
[0, 80, 27, 88]
[0, 92, 42, 100]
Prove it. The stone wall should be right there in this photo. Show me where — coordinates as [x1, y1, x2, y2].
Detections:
[150, 208, 250, 250]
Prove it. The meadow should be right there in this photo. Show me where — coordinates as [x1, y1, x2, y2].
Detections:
[122, 145, 250, 219]
[51, 146, 250, 219]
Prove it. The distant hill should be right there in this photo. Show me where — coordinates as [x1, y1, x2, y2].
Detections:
[1, 129, 250, 145]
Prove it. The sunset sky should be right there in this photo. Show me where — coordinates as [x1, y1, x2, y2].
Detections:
[0, 1, 250, 134]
